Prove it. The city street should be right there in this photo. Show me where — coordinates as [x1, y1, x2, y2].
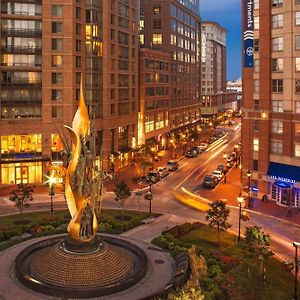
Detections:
[1, 121, 299, 264]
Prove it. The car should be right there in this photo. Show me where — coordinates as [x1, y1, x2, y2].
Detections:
[212, 170, 224, 181]
[147, 171, 160, 183]
[228, 120, 235, 126]
[217, 164, 228, 174]
[198, 143, 208, 151]
[185, 150, 197, 158]
[202, 175, 218, 188]
[157, 166, 168, 178]
[191, 146, 202, 154]
[166, 160, 179, 171]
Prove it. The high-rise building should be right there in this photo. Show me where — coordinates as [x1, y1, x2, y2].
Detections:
[0, 0, 138, 185]
[242, 0, 300, 207]
[140, 0, 202, 140]
[201, 21, 236, 116]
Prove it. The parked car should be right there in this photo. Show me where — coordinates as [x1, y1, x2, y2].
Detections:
[217, 164, 227, 174]
[212, 170, 224, 181]
[157, 166, 168, 178]
[185, 150, 197, 158]
[166, 160, 179, 172]
[198, 143, 208, 151]
[147, 171, 160, 183]
[202, 175, 218, 188]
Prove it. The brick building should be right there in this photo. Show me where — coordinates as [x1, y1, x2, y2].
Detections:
[140, 0, 202, 139]
[242, 0, 300, 207]
[0, 0, 138, 185]
[201, 21, 237, 116]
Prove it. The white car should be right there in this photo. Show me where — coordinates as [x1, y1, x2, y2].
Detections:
[157, 167, 168, 178]
[198, 143, 208, 151]
[212, 170, 224, 181]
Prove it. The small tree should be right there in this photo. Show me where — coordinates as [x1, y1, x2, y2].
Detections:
[206, 200, 231, 246]
[9, 183, 34, 214]
[113, 180, 131, 219]
[242, 226, 274, 274]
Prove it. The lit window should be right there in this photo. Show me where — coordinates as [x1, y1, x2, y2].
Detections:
[139, 34, 144, 45]
[254, 0, 259, 9]
[254, 59, 259, 72]
[152, 33, 162, 45]
[52, 55, 63, 67]
[254, 80, 259, 93]
[271, 140, 283, 154]
[139, 20, 144, 30]
[295, 144, 300, 157]
[271, 120, 283, 134]
[272, 100, 283, 112]
[254, 16, 259, 30]
[296, 12, 300, 25]
[296, 58, 300, 71]
[271, 58, 283, 72]
[253, 139, 259, 151]
[296, 101, 300, 113]
[153, 6, 161, 15]
[295, 123, 300, 135]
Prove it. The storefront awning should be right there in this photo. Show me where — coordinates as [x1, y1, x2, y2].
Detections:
[267, 162, 300, 183]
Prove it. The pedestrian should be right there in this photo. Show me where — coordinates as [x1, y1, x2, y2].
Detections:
[262, 194, 267, 202]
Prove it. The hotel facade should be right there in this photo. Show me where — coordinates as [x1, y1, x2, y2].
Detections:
[242, 0, 300, 207]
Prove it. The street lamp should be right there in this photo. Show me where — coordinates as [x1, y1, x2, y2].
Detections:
[145, 178, 153, 214]
[151, 146, 155, 168]
[223, 153, 227, 183]
[48, 175, 55, 214]
[247, 170, 252, 208]
[237, 195, 244, 242]
[293, 242, 300, 300]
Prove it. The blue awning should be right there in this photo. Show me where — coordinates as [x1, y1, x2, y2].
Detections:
[267, 162, 300, 183]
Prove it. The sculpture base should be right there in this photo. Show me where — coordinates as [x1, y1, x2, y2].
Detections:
[63, 235, 103, 253]
[15, 235, 148, 298]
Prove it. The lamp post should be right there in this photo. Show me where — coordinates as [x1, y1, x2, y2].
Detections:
[247, 170, 252, 208]
[182, 134, 186, 154]
[237, 195, 244, 242]
[151, 146, 155, 168]
[293, 242, 300, 300]
[169, 139, 174, 159]
[48, 175, 55, 214]
[223, 153, 227, 183]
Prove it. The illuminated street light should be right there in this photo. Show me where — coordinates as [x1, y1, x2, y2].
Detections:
[237, 195, 244, 242]
[46, 175, 56, 213]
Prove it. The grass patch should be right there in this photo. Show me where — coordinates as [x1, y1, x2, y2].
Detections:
[178, 225, 299, 300]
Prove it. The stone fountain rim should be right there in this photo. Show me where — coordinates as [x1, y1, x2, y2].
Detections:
[14, 234, 148, 299]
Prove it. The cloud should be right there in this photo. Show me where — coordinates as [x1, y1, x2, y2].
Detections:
[200, 0, 240, 12]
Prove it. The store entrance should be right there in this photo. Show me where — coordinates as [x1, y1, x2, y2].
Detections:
[15, 166, 28, 184]
[271, 181, 293, 206]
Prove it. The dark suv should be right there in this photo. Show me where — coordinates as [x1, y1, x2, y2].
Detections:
[202, 175, 218, 188]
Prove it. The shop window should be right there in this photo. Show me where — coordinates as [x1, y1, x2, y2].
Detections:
[51, 134, 63, 152]
[145, 115, 155, 133]
[1, 134, 42, 154]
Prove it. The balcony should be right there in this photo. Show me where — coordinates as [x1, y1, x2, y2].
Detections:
[1, 45, 42, 54]
[1, 28, 42, 37]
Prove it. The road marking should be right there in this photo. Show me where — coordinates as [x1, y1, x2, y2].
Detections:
[209, 139, 228, 152]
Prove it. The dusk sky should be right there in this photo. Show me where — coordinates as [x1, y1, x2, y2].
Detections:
[200, 0, 242, 80]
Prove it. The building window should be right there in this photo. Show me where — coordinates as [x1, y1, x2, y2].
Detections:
[272, 100, 283, 112]
[296, 101, 300, 113]
[254, 0, 259, 10]
[296, 36, 300, 50]
[139, 34, 144, 45]
[52, 106, 57, 118]
[253, 160, 259, 171]
[254, 99, 260, 110]
[296, 80, 300, 93]
[296, 12, 300, 25]
[254, 59, 259, 72]
[52, 73, 63, 84]
[52, 38, 63, 51]
[272, 14, 283, 28]
[52, 89, 62, 101]
[76, 23, 81, 35]
[272, 58, 283, 72]
[272, 79, 283, 93]
[254, 39, 259, 51]
[52, 22, 63, 33]
[295, 144, 300, 157]
[271, 140, 283, 154]
[254, 16, 259, 30]
[152, 34, 162, 45]
[272, 120, 283, 134]
[153, 19, 162, 29]
[295, 123, 300, 135]
[254, 120, 259, 131]
[52, 55, 63, 67]
[272, 0, 283, 7]
[153, 6, 161, 15]
[145, 115, 155, 133]
[254, 80, 259, 93]
[272, 37, 283, 51]
[253, 139, 259, 151]
[76, 7, 81, 19]
[76, 56, 81, 68]
[52, 5, 63, 17]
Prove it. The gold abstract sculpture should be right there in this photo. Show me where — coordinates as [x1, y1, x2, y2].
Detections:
[64, 78, 102, 242]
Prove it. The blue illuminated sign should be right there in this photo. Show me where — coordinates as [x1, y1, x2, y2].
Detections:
[251, 186, 258, 192]
[244, 0, 254, 68]
[270, 175, 296, 184]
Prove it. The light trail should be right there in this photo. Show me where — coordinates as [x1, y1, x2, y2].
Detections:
[209, 139, 228, 152]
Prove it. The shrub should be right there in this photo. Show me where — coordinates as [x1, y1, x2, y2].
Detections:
[208, 264, 224, 278]
[204, 286, 226, 300]
[178, 223, 193, 235]
[207, 258, 219, 267]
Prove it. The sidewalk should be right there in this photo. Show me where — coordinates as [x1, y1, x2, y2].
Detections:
[206, 166, 300, 226]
